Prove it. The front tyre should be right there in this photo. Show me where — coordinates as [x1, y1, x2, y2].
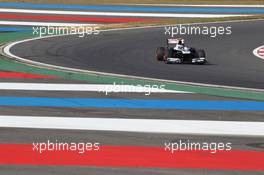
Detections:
[197, 49, 206, 58]
[197, 49, 207, 64]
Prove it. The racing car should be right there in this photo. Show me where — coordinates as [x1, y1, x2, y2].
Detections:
[156, 38, 207, 64]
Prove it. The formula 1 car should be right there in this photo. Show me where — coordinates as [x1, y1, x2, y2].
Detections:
[156, 38, 207, 64]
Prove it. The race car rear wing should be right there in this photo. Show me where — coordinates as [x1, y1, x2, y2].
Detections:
[167, 38, 184, 45]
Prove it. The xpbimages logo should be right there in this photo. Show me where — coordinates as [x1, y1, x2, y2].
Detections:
[164, 140, 232, 154]
[165, 24, 232, 38]
[32, 26, 100, 38]
[32, 140, 100, 154]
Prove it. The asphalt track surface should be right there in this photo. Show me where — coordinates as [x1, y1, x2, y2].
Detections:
[10, 20, 264, 89]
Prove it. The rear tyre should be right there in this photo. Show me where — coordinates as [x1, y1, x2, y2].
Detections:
[156, 47, 166, 61]
[190, 47, 198, 58]
[197, 49, 206, 58]
[197, 49, 207, 64]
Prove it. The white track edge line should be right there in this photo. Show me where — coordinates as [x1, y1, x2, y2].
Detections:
[0, 21, 97, 27]
[122, 4, 264, 8]
[0, 116, 264, 137]
[0, 83, 191, 93]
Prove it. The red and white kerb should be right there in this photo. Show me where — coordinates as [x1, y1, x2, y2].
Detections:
[253, 46, 264, 60]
